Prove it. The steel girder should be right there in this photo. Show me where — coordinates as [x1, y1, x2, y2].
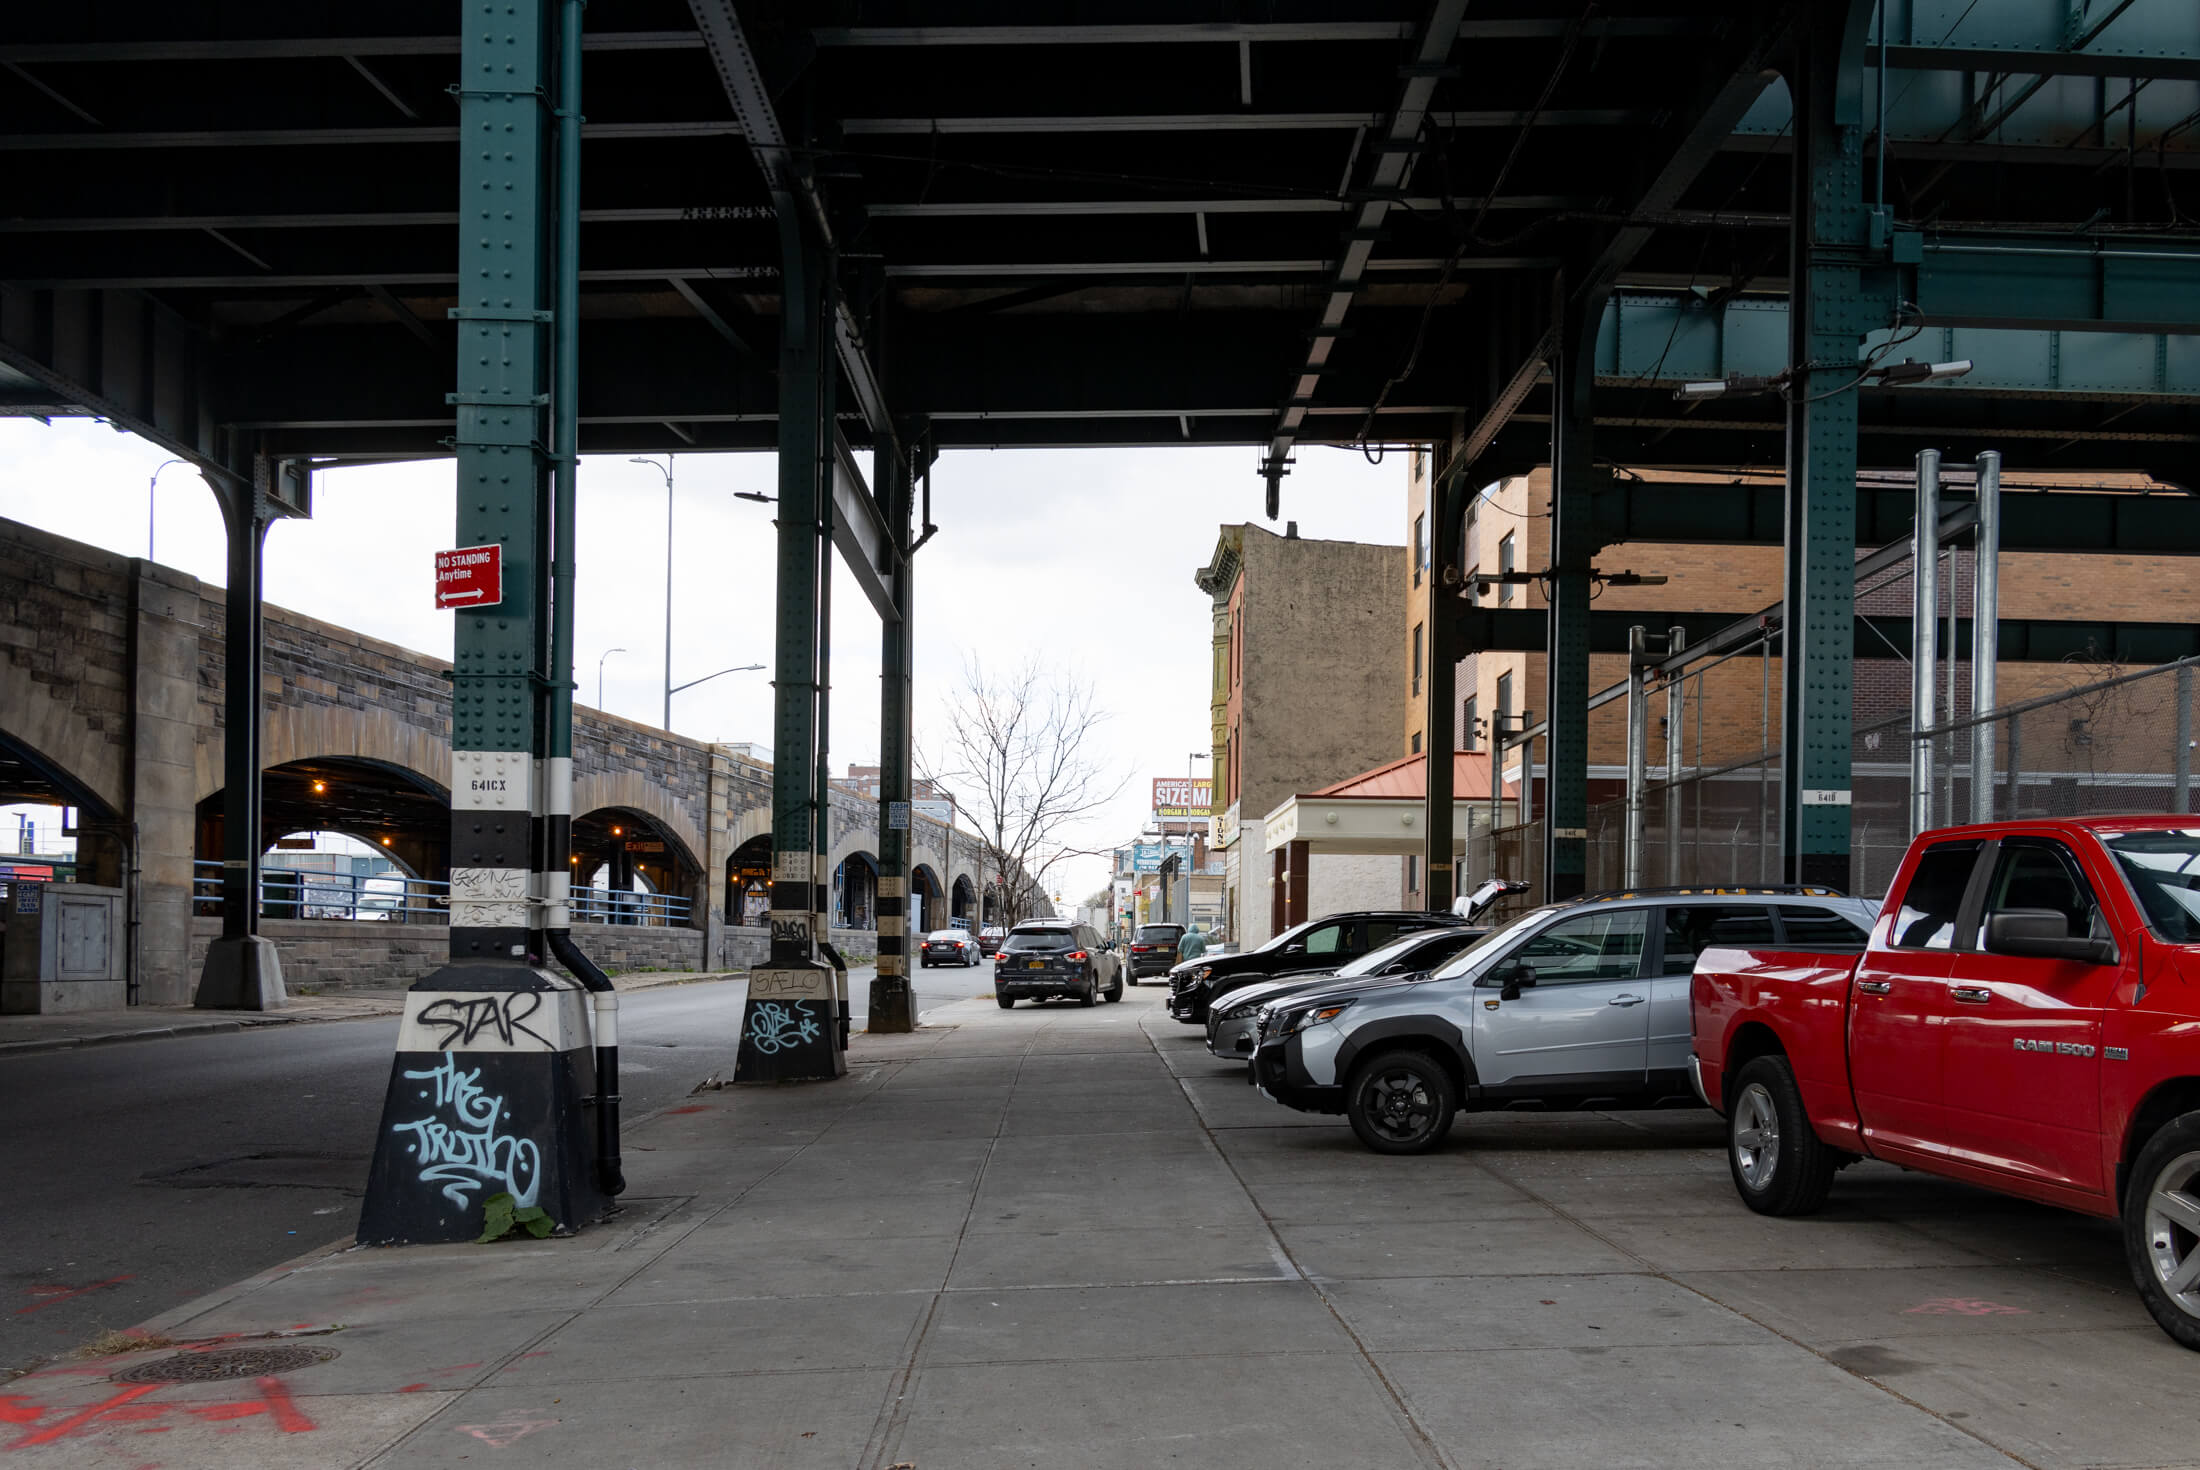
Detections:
[1452, 605, 2199, 662]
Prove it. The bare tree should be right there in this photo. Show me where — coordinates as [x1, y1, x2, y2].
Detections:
[924, 656, 1128, 926]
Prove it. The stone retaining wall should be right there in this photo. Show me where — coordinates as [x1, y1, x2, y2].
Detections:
[186, 918, 709, 993]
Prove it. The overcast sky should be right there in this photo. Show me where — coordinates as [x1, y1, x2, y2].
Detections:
[0, 418, 1404, 903]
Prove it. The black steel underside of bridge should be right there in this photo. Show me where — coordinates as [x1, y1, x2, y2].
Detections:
[1, 1, 2192, 475]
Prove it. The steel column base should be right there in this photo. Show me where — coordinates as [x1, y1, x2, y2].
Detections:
[193, 934, 287, 1010]
[867, 977, 915, 1034]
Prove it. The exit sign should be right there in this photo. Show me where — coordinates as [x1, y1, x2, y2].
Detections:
[435, 545, 503, 609]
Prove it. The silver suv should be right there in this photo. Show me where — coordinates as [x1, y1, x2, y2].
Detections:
[1250, 888, 1879, 1153]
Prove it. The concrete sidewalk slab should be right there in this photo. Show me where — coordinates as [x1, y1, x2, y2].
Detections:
[5, 985, 2189, 1468]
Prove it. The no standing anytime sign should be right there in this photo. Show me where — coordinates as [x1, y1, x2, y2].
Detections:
[435, 545, 503, 610]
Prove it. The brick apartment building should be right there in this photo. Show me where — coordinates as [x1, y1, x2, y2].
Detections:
[1399, 454, 2200, 901]
[1196, 522, 1404, 947]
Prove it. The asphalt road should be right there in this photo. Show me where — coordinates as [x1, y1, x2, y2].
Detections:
[0, 968, 987, 1378]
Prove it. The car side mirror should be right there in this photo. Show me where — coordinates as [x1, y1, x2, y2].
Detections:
[1480, 962, 1536, 1001]
[1985, 908, 2118, 965]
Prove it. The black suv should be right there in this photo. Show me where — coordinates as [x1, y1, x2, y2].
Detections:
[1167, 910, 1466, 1025]
[1126, 922, 1186, 981]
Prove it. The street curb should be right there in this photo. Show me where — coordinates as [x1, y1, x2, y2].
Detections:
[0, 972, 761, 1061]
[0, 1015, 294, 1058]
[131, 1233, 360, 1340]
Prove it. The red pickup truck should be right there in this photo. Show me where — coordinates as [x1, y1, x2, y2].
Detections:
[1692, 816, 2200, 1348]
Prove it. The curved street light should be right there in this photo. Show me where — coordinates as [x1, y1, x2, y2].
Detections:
[629, 456, 676, 728]
[596, 647, 627, 711]
[668, 663, 765, 698]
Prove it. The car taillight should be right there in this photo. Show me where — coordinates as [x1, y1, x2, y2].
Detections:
[1068, 950, 1088, 961]
[1131, 945, 1150, 952]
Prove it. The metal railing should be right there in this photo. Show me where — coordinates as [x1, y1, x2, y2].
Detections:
[191, 864, 695, 927]
[570, 886, 691, 926]
[194, 861, 448, 922]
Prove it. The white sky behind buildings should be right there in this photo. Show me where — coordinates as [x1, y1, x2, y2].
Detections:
[0, 418, 1404, 902]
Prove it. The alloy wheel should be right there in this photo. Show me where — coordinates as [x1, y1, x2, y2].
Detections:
[2144, 1150, 2200, 1320]
[1732, 1081, 1780, 1191]
[1363, 1068, 1435, 1144]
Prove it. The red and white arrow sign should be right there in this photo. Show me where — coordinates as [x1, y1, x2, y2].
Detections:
[435, 545, 503, 610]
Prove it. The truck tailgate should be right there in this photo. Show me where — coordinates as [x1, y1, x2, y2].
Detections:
[1693, 945, 1866, 1144]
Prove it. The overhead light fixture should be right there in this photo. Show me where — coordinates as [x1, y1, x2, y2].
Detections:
[1600, 570, 1669, 587]
[1670, 374, 1779, 402]
[733, 491, 775, 504]
[380, 836, 393, 846]
[1869, 357, 1973, 386]
[312, 780, 326, 794]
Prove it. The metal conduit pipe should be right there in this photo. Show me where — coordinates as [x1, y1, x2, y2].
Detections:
[547, 0, 622, 1199]
[1911, 448, 1940, 840]
[1624, 626, 1648, 887]
[1665, 626, 1687, 884]
[1970, 450, 2001, 823]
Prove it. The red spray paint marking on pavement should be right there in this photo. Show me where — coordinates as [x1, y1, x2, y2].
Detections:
[399, 1384, 432, 1394]
[181, 1378, 314, 1433]
[15, 1276, 133, 1315]
[662, 1105, 711, 1115]
[1902, 1297, 2029, 1316]
[6, 1385, 165, 1449]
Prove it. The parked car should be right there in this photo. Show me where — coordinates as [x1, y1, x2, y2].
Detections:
[920, 929, 981, 967]
[1169, 879, 1526, 1024]
[1252, 886, 1878, 1154]
[994, 919, 1123, 1008]
[977, 925, 1009, 957]
[1126, 923, 1186, 982]
[1692, 817, 2200, 1350]
[1206, 925, 1491, 1063]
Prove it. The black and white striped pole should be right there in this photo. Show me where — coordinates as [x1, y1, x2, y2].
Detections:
[358, 0, 616, 1244]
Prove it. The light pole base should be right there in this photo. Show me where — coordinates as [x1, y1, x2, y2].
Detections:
[193, 935, 287, 1010]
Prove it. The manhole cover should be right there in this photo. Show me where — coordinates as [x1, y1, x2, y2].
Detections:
[113, 1345, 339, 1383]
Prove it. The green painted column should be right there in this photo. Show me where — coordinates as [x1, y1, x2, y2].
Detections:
[871, 437, 922, 1032]
[735, 221, 846, 1081]
[357, 0, 611, 1245]
[1422, 448, 1459, 911]
[1544, 305, 1605, 901]
[1780, 3, 1876, 889]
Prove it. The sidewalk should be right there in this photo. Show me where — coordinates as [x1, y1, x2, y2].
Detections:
[0, 987, 2181, 1468]
[0, 969, 738, 1058]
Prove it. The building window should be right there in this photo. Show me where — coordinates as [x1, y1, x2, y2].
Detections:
[1411, 621, 1423, 695]
[1407, 854, 1420, 893]
[1411, 732, 1422, 754]
[1497, 670, 1513, 724]
[1463, 695, 1479, 751]
[1463, 564, 1478, 606]
[1498, 532, 1516, 604]
[1412, 513, 1426, 587]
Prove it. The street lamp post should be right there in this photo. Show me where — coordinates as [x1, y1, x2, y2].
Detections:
[668, 663, 764, 700]
[148, 458, 189, 563]
[629, 456, 676, 729]
[1180, 751, 1209, 924]
[596, 647, 627, 710]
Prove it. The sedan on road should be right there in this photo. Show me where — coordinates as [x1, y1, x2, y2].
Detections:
[920, 929, 982, 967]
[977, 925, 1009, 957]
[995, 919, 1123, 1007]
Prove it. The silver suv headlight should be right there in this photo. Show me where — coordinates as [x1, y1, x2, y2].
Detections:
[1273, 1001, 1352, 1038]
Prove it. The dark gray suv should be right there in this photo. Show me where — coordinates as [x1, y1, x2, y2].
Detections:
[994, 919, 1123, 1008]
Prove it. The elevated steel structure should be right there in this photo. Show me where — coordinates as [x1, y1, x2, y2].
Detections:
[4, 0, 2200, 922]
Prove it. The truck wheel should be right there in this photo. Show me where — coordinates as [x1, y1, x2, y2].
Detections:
[1346, 1049, 1456, 1155]
[1727, 1055, 1836, 1216]
[2124, 1114, 2200, 1350]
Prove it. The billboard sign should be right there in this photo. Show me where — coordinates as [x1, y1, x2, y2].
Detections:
[1151, 776, 1214, 817]
[1128, 841, 1196, 874]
